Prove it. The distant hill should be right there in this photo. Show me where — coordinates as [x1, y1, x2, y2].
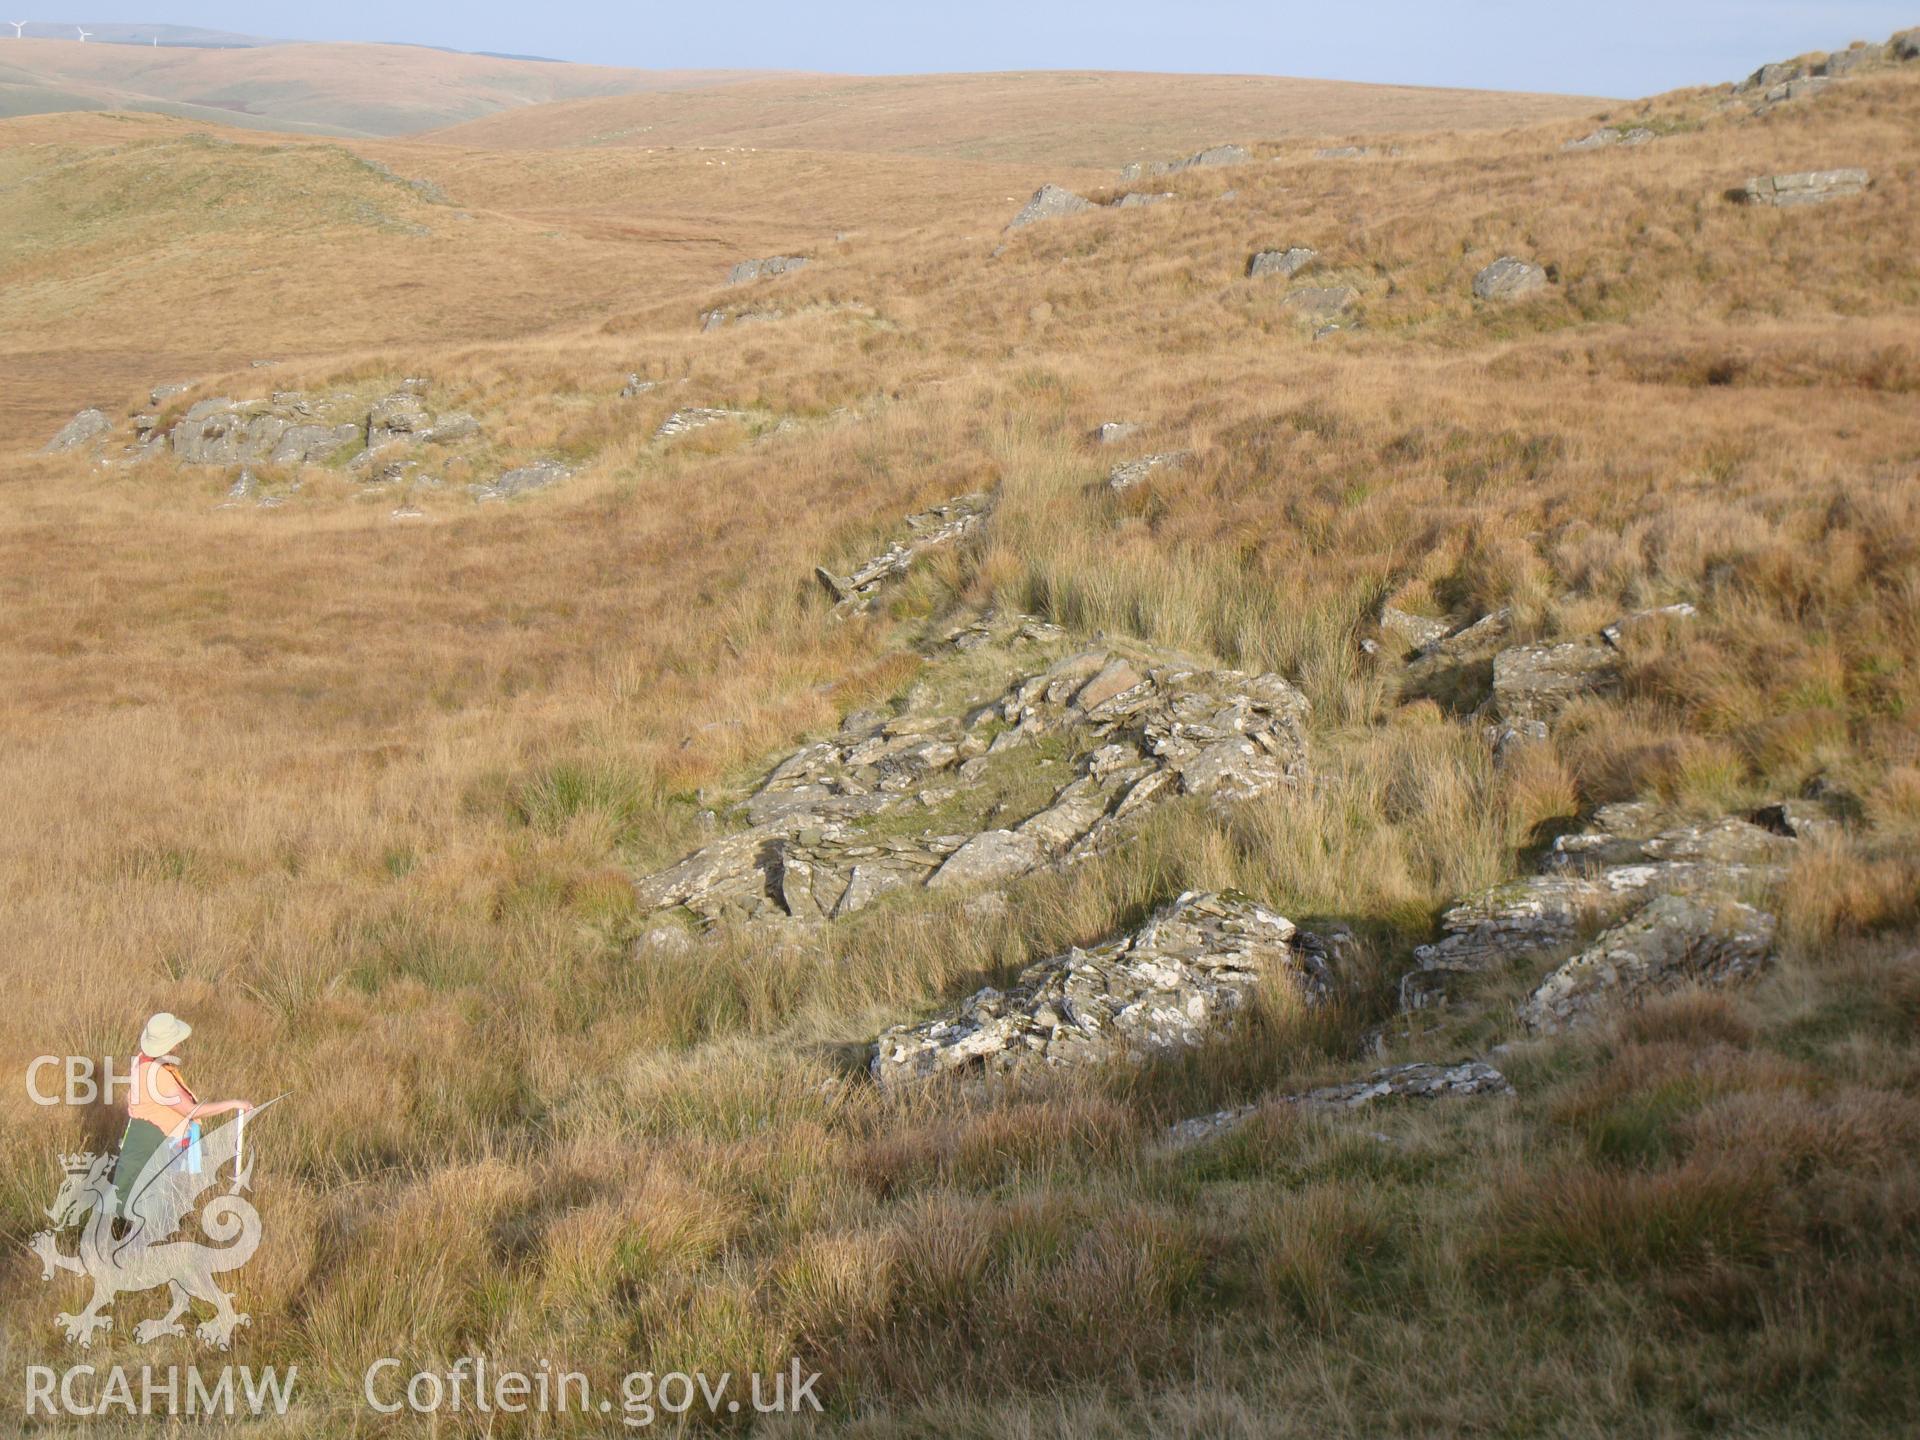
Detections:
[5, 22, 277, 47]
[0, 38, 754, 137]
[422, 69, 1609, 167]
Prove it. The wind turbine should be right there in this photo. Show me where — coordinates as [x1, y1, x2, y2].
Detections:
[75, 25, 91, 42]
[8, 21, 26, 38]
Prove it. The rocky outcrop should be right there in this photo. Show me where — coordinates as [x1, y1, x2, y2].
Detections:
[1296, 1059, 1513, 1110]
[1112, 192, 1175, 209]
[655, 407, 748, 440]
[1473, 257, 1548, 301]
[1119, 144, 1248, 183]
[1895, 29, 1920, 62]
[1007, 184, 1097, 229]
[1378, 605, 1452, 654]
[871, 891, 1337, 1089]
[1400, 804, 1797, 1011]
[44, 408, 111, 453]
[1092, 422, 1141, 445]
[1564, 126, 1655, 151]
[1280, 286, 1357, 318]
[468, 459, 571, 503]
[1166, 1059, 1513, 1145]
[1517, 892, 1776, 1034]
[171, 398, 363, 467]
[1315, 146, 1370, 160]
[1737, 170, 1869, 206]
[1247, 247, 1317, 280]
[814, 494, 991, 611]
[1107, 452, 1192, 492]
[632, 641, 1311, 929]
[1491, 640, 1618, 720]
[728, 255, 808, 285]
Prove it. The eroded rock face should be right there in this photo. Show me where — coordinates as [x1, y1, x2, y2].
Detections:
[814, 494, 991, 611]
[44, 409, 112, 453]
[632, 640, 1312, 929]
[1473, 257, 1548, 301]
[1400, 804, 1796, 1010]
[1007, 185, 1097, 229]
[871, 891, 1335, 1089]
[1518, 892, 1776, 1034]
[1248, 247, 1317, 280]
[1737, 170, 1869, 206]
[728, 255, 808, 285]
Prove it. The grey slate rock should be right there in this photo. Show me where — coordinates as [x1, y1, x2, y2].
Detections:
[1247, 247, 1317, 280]
[1473, 256, 1548, 301]
[44, 408, 111, 453]
[1737, 169, 1870, 206]
[727, 255, 808, 285]
[1007, 184, 1097, 229]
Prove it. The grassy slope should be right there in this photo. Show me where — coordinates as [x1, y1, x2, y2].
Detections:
[424, 67, 1607, 165]
[0, 53, 1918, 1438]
[0, 39, 755, 137]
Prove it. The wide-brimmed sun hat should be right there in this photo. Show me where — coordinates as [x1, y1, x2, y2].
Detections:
[138, 1012, 192, 1059]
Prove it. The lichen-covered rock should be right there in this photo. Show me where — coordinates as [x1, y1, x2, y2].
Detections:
[1736, 60, 1807, 93]
[1107, 452, 1191, 492]
[1165, 1058, 1512, 1145]
[815, 494, 991, 610]
[871, 891, 1334, 1089]
[633, 641, 1311, 928]
[1894, 28, 1920, 61]
[1737, 169, 1869, 206]
[1518, 892, 1775, 1033]
[44, 408, 112, 453]
[1473, 257, 1548, 301]
[1492, 639, 1618, 720]
[1315, 146, 1370, 159]
[1092, 422, 1141, 445]
[1112, 192, 1174, 209]
[1379, 605, 1451, 653]
[1247, 247, 1317, 280]
[1007, 184, 1097, 229]
[367, 392, 430, 449]
[728, 255, 807, 285]
[1294, 1059, 1514, 1110]
[1401, 806, 1796, 1010]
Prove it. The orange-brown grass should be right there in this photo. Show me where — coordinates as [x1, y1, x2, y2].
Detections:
[2, 50, 1919, 1439]
[424, 67, 1606, 165]
[0, 38, 756, 137]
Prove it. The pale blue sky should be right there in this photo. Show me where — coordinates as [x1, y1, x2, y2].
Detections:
[72, 3, 1920, 95]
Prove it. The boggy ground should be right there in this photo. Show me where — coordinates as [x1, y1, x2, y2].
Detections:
[1, 33, 1919, 1439]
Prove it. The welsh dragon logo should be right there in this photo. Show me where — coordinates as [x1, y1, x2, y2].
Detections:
[28, 1097, 281, 1349]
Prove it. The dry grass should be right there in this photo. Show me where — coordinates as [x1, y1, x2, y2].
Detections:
[1, 46, 1918, 1438]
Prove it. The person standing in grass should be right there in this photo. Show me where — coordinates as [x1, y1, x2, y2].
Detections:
[112, 1012, 255, 1219]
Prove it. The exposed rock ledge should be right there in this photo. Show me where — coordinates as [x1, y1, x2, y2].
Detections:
[632, 640, 1311, 930]
[1399, 801, 1819, 1023]
[872, 891, 1341, 1090]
